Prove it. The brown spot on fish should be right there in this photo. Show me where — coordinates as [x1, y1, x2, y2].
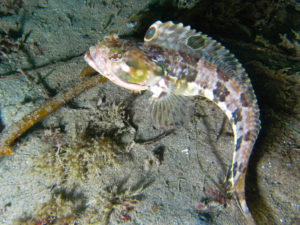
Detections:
[159, 50, 199, 82]
[213, 82, 230, 102]
[244, 131, 251, 141]
[238, 163, 243, 172]
[240, 93, 250, 107]
[158, 91, 168, 99]
[228, 80, 243, 95]
[203, 59, 218, 72]
[232, 108, 242, 124]
[185, 73, 197, 82]
[196, 79, 208, 89]
[235, 136, 243, 151]
[219, 88, 230, 102]
[180, 53, 198, 81]
[217, 68, 230, 82]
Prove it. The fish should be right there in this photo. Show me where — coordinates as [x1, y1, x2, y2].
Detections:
[84, 21, 260, 224]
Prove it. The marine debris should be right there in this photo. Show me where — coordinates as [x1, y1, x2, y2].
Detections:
[0, 73, 107, 156]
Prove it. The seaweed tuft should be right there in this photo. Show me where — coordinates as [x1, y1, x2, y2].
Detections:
[31, 135, 131, 187]
[13, 186, 87, 225]
[246, 61, 300, 114]
[88, 177, 153, 224]
[278, 30, 300, 57]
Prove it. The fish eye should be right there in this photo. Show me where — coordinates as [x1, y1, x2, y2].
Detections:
[144, 25, 157, 41]
[109, 48, 122, 61]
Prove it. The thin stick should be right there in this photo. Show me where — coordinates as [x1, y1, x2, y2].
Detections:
[0, 75, 107, 156]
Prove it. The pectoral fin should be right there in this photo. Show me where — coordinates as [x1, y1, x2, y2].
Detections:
[150, 93, 194, 128]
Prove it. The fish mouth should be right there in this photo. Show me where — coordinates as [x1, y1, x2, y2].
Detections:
[84, 49, 148, 92]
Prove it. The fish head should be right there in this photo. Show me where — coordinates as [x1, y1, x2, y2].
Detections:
[84, 34, 163, 91]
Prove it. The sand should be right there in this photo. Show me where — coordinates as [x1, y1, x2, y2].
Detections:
[0, 0, 299, 224]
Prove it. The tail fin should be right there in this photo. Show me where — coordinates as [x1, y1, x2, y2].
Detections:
[233, 170, 256, 225]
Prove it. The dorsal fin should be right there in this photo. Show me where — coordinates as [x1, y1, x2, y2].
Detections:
[143, 21, 251, 92]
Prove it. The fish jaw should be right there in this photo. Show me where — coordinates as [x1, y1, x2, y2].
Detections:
[84, 45, 148, 92]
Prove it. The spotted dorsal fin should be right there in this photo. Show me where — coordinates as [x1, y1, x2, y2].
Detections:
[143, 21, 252, 93]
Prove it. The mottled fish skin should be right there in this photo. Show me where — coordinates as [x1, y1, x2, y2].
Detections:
[84, 21, 260, 224]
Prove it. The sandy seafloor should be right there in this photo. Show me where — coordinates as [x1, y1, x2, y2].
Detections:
[0, 0, 299, 225]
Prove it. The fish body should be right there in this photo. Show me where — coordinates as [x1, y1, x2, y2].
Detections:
[85, 21, 260, 224]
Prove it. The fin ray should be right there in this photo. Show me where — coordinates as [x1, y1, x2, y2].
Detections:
[150, 93, 194, 128]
